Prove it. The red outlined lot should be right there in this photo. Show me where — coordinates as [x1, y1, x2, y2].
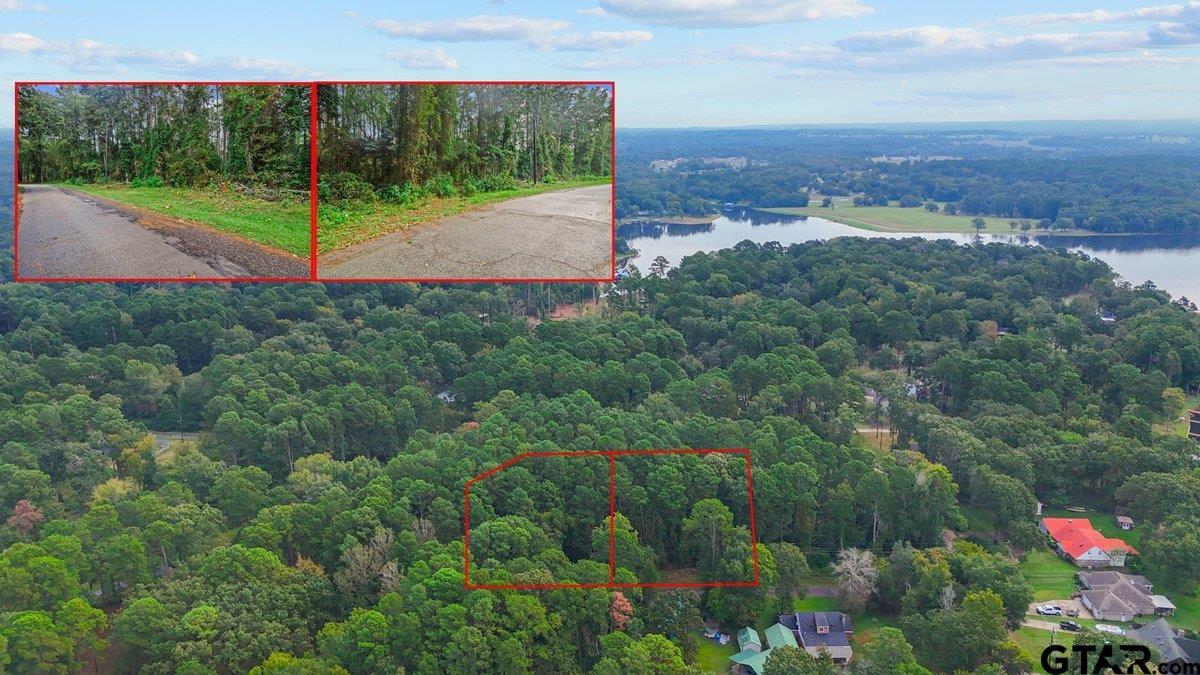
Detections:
[463, 448, 759, 591]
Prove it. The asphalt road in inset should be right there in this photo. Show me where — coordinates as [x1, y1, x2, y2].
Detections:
[16, 185, 307, 280]
[319, 184, 612, 280]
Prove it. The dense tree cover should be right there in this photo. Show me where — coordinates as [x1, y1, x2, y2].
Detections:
[616, 127, 1200, 232]
[319, 84, 611, 202]
[2, 173, 1200, 675]
[1, 135, 11, 280]
[17, 85, 310, 191]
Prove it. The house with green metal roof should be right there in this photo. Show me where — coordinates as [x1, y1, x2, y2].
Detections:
[729, 622, 801, 674]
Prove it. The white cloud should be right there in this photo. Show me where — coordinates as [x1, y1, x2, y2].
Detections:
[0, 0, 48, 12]
[723, 19, 1199, 75]
[342, 10, 358, 19]
[371, 14, 569, 41]
[58, 39, 201, 72]
[0, 32, 314, 78]
[560, 54, 712, 70]
[0, 32, 48, 54]
[384, 47, 460, 69]
[578, 6, 610, 17]
[528, 30, 652, 51]
[998, 1, 1199, 25]
[596, 0, 872, 27]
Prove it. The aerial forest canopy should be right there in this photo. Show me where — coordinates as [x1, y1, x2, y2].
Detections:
[318, 83, 612, 198]
[17, 84, 311, 190]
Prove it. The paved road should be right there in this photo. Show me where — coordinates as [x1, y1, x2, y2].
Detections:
[319, 184, 612, 280]
[17, 185, 306, 279]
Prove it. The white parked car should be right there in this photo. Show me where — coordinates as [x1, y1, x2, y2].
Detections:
[1094, 624, 1125, 636]
[1036, 605, 1063, 616]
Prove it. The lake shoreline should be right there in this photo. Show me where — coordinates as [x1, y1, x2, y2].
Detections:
[623, 209, 1200, 303]
[761, 206, 1154, 238]
[618, 214, 720, 226]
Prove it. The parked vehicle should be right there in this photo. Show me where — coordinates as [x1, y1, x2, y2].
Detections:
[1059, 621, 1081, 632]
[1036, 605, 1063, 616]
[1095, 624, 1126, 636]
[1065, 608, 1079, 617]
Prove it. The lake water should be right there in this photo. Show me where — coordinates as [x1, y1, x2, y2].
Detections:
[622, 209, 1200, 303]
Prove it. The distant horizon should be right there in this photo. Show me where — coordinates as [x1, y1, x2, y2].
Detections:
[2, 2, 1200, 125]
[7, 116, 1200, 134]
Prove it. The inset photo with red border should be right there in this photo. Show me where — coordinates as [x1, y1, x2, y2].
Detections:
[464, 449, 759, 591]
[315, 81, 615, 283]
[14, 82, 315, 282]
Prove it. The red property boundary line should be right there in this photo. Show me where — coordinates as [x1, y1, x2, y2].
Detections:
[12, 80, 616, 285]
[463, 448, 759, 591]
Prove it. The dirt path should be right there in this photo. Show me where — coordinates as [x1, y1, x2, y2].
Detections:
[319, 184, 612, 280]
[17, 185, 307, 279]
[1022, 618, 1063, 631]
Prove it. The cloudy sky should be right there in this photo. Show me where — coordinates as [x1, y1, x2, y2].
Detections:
[2, 0, 1199, 126]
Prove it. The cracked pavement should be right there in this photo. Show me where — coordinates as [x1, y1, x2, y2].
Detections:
[318, 184, 612, 280]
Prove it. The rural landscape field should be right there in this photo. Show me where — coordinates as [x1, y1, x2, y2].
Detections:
[2, 1, 1200, 674]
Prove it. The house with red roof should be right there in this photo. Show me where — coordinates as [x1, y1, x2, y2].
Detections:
[1040, 517, 1138, 568]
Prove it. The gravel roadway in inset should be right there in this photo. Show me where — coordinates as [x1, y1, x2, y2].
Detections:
[17, 185, 307, 280]
[319, 184, 612, 280]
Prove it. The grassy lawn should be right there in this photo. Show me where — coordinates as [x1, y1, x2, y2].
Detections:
[794, 596, 839, 612]
[695, 638, 736, 674]
[1013, 626, 1074, 673]
[1153, 395, 1200, 436]
[1171, 593, 1200, 631]
[64, 183, 311, 257]
[764, 200, 1019, 234]
[1020, 549, 1078, 602]
[318, 177, 611, 252]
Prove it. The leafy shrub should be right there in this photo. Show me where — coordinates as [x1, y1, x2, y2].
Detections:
[131, 176, 165, 188]
[461, 178, 481, 197]
[541, 174, 558, 184]
[478, 175, 517, 192]
[318, 205, 350, 227]
[427, 173, 456, 198]
[380, 181, 424, 205]
[322, 172, 376, 202]
[64, 177, 86, 186]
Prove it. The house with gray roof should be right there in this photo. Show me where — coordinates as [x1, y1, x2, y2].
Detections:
[777, 611, 854, 664]
[1128, 618, 1200, 666]
[1078, 571, 1174, 620]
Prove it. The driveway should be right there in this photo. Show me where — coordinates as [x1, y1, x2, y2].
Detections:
[319, 184, 612, 280]
[17, 185, 307, 279]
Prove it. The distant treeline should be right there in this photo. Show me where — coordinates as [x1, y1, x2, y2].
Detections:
[318, 84, 612, 197]
[17, 84, 310, 190]
[616, 128, 1200, 232]
[835, 156, 1200, 233]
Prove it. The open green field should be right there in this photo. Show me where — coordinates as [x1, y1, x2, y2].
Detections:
[1020, 549, 1078, 602]
[63, 183, 311, 257]
[1168, 593, 1200, 631]
[764, 200, 1021, 234]
[318, 177, 611, 253]
[1154, 395, 1200, 436]
[1013, 626, 1073, 673]
[695, 638, 737, 673]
